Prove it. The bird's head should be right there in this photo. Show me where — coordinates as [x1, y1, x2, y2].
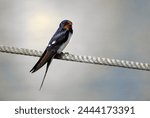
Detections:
[60, 20, 73, 33]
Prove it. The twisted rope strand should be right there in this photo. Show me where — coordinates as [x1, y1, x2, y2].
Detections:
[0, 45, 150, 71]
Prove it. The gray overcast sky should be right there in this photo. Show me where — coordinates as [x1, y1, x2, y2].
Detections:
[0, 0, 150, 100]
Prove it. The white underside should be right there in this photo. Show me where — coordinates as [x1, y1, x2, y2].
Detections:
[57, 32, 72, 53]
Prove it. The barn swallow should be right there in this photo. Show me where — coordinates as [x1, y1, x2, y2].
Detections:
[30, 20, 73, 90]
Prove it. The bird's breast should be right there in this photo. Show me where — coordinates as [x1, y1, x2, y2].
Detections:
[57, 32, 72, 54]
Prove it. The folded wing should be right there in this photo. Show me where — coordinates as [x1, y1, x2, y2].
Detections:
[30, 46, 56, 73]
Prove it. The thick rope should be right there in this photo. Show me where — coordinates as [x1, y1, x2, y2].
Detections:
[0, 45, 150, 71]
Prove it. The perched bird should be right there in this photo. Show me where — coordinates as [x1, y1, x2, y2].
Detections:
[30, 20, 73, 90]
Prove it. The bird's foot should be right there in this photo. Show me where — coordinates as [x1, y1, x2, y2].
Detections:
[63, 52, 69, 55]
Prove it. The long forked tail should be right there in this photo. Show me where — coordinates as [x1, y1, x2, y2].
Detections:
[39, 60, 51, 90]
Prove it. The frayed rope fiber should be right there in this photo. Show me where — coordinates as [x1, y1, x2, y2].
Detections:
[0, 45, 150, 71]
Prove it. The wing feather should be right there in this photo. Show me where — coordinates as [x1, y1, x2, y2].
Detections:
[30, 47, 56, 73]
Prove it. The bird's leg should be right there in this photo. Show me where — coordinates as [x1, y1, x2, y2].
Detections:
[55, 52, 64, 59]
[63, 52, 70, 56]
[55, 52, 70, 59]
